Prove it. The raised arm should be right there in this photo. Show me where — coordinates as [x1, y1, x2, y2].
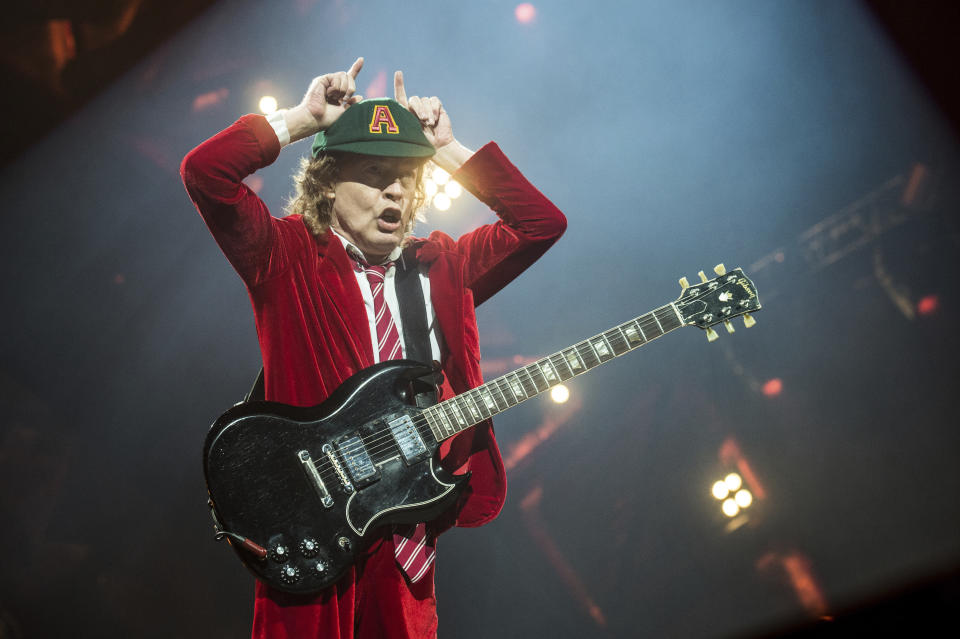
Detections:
[180, 58, 366, 284]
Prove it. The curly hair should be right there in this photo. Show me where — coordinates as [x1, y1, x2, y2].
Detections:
[286, 153, 429, 238]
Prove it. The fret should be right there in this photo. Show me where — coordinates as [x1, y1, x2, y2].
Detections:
[516, 369, 538, 397]
[539, 359, 560, 385]
[506, 375, 526, 402]
[669, 302, 684, 327]
[495, 378, 517, 407]
[652, 310, 665, 335]
[463, 392, 486, 421]
[580, 341, 601, 369]
[525, 364, 550, 393]
[491, 380, 513, 410]
[478, 386, 500, 414]
[640, 313, 663, 339]
[607, 327, 630, 356]
[450, 398, 469, 429]
[657, 305, 682, 332]
[433, 406, 455, 438]
[552, 353, 576, 380]
[423, 410, 444, 441]
[591, 335, 614, 361]
[623, 320, 646, 347]
[563, 347, 585, 373]
[441, 402, 463, 433]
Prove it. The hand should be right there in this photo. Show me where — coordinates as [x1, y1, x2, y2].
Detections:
[393, 71, 454, 150]
[285, 57, 364, 142]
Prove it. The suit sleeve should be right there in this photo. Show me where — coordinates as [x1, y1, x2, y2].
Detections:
[180, 114, 308, 285]
[447, 142, 567, 306]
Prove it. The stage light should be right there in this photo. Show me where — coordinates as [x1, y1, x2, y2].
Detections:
[712, 480, 730, 500]
[917, 295, 939, 315]
[550, 384, 570, 404]
[444, 180, 462, 199]
[259, 95, 278, 114]
[432, 167, 450, 185]
[724, 473, 742, 491]
[515, 3, 536, 23]
[735, 489, 753, 508]
[433, 193, 451, 211]
[424, 180, 438, 198]
[762, 378, 783, 397]
[722, 498, 740, 517]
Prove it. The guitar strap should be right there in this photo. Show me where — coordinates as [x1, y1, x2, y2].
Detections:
[244, 246, 434, 404]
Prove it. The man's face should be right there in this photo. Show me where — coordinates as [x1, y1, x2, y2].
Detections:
[330, 153, 424, 263]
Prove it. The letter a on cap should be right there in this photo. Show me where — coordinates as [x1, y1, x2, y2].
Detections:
[369, 104, 400, 135]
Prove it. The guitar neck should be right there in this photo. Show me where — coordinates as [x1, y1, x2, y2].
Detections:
[422, 303, 684, 442]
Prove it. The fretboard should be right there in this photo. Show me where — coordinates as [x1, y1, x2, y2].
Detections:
[422, 303, 684, 442]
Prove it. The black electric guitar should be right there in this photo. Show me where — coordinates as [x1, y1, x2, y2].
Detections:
[203, 265, 761, 593]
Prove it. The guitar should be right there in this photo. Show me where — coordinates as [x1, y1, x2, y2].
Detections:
[203, 264, 760, 593]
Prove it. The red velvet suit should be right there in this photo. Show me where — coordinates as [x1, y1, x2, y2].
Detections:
[181, 114, 566, 638]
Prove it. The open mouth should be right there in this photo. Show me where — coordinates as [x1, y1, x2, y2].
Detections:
[378, 208, 403, 231]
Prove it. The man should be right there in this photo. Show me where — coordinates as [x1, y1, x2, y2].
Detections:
[181, 57, 566, 638]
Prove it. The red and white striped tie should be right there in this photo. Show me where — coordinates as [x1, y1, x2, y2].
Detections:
[355, 257, 436, 583]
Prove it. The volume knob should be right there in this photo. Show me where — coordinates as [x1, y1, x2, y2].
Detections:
[299, 538, 319, 558]
[279, 564, 300, 585]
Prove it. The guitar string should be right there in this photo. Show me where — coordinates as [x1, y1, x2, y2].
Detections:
[302, 311, 680, 480]
[305, 309, 683, 478]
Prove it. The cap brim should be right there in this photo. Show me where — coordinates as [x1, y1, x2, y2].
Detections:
[322, 140, 436, 158]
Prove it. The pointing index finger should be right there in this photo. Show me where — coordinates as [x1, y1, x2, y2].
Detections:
[393, 70, 408, 107]
[347, 57, 364, 79]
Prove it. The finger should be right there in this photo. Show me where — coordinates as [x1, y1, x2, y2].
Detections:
[407, 96, 423, 121]
[347, 94, 363, 106]
[428, 97, 441, 126]
[347, 57, 364, 79]
[394, 70, 408, 107]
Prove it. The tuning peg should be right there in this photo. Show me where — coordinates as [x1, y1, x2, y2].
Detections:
[679, 276, 690, 290]
[743, 313, 756, 328]
[698, 270, 709, 283]
[724, 320, 735, 334]
[714, 263, 726, 276]
[705, 327, 719, 342]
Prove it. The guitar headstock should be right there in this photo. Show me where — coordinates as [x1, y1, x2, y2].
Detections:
[675, 264, 761, 341]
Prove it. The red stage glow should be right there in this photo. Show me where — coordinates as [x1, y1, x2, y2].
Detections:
[762, 378, 783, 396]
[917, 295, 939, 315]
[192, 88, 229, 112]
[515, 3, 536, 23]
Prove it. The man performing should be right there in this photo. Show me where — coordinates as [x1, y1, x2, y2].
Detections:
[181, 57, 566, 638]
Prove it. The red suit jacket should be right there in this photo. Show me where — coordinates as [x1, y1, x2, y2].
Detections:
[181, 114, 566, 638]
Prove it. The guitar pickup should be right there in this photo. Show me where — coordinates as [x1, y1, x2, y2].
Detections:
[336, 434, 380, 488]
[387, 414, 430, 466]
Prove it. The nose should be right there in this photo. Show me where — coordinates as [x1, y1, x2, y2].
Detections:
[383, 177, 404, 202]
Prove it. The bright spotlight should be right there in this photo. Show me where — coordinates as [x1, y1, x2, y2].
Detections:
[444, 180, 462, 199]
[433, 193, 451, 211]
[259, 95, 278, 114]
[735, 489, 753, 508]
[550, 384, 569, 404]
[515, 3, 536, 23]
[425, 179, 438, 198]
[432, 167, 450, 186]
[712, 480, 730, 500]
[724, 473, 742, 492]
[722, 498, 740, 518]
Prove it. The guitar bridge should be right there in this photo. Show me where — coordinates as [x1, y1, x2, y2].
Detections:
[297, 450, 334, 508]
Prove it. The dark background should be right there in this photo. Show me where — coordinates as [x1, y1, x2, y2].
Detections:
[1, 1, 958, 637]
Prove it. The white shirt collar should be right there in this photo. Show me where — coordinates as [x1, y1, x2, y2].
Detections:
[331, 228, 402, 265]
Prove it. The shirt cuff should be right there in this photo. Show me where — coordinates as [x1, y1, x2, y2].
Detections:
[266, 110, 291, 147]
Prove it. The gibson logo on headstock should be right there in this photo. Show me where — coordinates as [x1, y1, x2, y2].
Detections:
[736, 278, 756, 298]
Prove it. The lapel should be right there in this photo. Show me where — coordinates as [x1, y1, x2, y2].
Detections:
[416, 241, 469, 379]
[316, 229, 375, 366]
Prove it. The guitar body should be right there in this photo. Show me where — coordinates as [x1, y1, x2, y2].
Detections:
[202, 265, 762, 595]
[203, 360, 469, 594]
